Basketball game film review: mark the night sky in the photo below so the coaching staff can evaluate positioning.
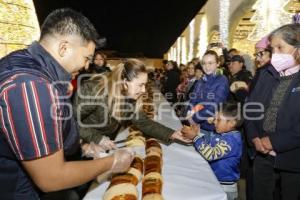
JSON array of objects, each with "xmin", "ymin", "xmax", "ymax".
[{"xmin": 33, "ymin": 0, "xmax": 207, "ymax": 58}]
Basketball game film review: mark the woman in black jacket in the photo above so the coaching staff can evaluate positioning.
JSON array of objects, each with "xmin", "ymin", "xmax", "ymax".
[{"xmin": 245, "ymin": 24, "xmax": 300, "ymax": 200}]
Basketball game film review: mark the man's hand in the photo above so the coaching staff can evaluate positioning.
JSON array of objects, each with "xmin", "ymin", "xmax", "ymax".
[
  {"xmin": 22, "ymin": 149, "xmax": 113, "ymax": 192},
  {"xmin": 181, "ymin": 124, "xmax": 200, "ymax": 140},
  {"xmin": 261, "ymin": 136, "xmax": 273, "ymax": 151},
  {"xmin": 99, "ymin": 136, "xmax": 117, "ymax": 151},
  {"xmin": 218, "ymin": 42, "xmax": 224, "ymax": 49},
  {"xmin": 252, "ymin": 137, "xmax": 269, "ymax": 154},
  {"xmin": 170, "ymin": 131, "xmax": 193, "ymax": 143},
  {"xmin": 82, "ymin": 142, "xmax": 107, "ymax": 158},
  {"xmin": 111, "ymin": 148, "xmax": 135, "ymax": 173},
  {"xmin": 230, "ymin": 81, "xmax": 248, "ymax": 93}
]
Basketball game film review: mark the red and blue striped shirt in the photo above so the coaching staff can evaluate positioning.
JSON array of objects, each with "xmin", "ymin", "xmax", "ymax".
[{"xmin": 0, "ymin": 73, "xmax": 63, "ymax": 160}]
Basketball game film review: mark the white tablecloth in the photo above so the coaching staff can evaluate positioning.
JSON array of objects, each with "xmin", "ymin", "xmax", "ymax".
[{"xmin": 83, "ymin": 88, "xmax": 227, "ymax": 200}]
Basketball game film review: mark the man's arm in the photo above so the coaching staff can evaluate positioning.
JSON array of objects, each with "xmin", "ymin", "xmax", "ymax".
[
  {"xmin": 22, "ymin": 149, "xmax": 113, "ymax": 192},
  {"xmin": 0, "ymin": 78, "xmax": 132, "ymax": 192}
]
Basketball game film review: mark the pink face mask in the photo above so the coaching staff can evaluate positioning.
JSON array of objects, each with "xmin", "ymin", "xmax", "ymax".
[{"xmin": 271, "ymin": 51, "xmax": 296, "ymax": 72}]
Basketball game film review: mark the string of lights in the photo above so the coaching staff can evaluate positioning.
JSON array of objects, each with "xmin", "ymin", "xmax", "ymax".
[
  {"xmin": 219, "ymin": 0, "xmax": 229, "ymax": 47},
  {"xmin": 181, "ymin": 36, "xmax": 187, "ymax": 64},
  {"xmin": 188, "ymin": 19, "xmax": 195, "ymax": 61},
  {"xmin": 198, "ymin": 15, "xmax": 208, "ymax": 58},
  {"xmin": 248, "ymin": 0, "xmax": 292, "ymax": 41}
]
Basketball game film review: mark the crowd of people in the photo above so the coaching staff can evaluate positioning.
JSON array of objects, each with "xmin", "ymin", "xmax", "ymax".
[
  {"xmin": 0, "ymin": 7, "xmax": 300, "ymax": 200},
  {"xmin": 153, "ymin": 23, "xmax": 300, "ymax": 200}
]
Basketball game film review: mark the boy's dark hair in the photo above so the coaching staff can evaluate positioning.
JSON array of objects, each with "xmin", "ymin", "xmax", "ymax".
[
  {"xmin": 219, "ymin": 103, "xmax": 243, "ymax": 128},
  {"xmin": 40, "ymin": 8, "xmax": 99, "ymax": 44}
]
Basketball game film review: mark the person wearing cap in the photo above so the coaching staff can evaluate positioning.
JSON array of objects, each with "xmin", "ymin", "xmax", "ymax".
[
  {"xmin": 250, "ymin": 36, "xmax": 273, "ymax": 93},
  {"xmin": 254, "ymin": 36, "xmax": 272, "ymax": 68},
  {"xmin": 228, "ymin": 55, "xmax": 253, "ymax": 104}
]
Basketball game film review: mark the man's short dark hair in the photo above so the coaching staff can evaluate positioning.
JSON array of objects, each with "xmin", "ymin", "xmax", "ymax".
[
  {"xmin": 40, "ymin": 8, "xmax": 99, "ymax": 43},
  {"xmin": 228, "ymin": 48, "xmax": 238, "ymax": 54},
  {"xmin": 219, "ymin": 102, "xmax": 243, "ymax": 128}
]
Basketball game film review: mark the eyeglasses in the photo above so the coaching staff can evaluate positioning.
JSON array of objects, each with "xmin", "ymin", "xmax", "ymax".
[
  {"xmin": 254, "ymin": 51, "xmax": 264, "ymax": 58},
  {"xmin": 202, "ymin": 62, "xmax": 217, "ymax": 66}
]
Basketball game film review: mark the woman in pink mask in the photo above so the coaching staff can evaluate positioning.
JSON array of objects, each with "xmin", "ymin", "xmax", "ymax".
[{"xmin": 245, "ymin": 24, "xmax": 300, "ymax": 200}]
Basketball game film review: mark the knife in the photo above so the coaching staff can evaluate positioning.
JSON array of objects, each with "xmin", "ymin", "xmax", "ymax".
[{"xmin": 114, "ymin": 139, "xmax": 128, "ymax": 144}]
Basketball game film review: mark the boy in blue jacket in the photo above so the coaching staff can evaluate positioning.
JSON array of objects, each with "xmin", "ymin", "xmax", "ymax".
[{"xmin": 182, "ymin": 103, "xmax": 242, "ymax": 200}]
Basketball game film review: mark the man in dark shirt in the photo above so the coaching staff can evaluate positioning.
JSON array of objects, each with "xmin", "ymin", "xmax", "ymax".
[
  {"xmin": 0, "ymin": 8, "xmax": 133, "ymax": 199},
  {"xmin": 228, "ymin": 55, "xmax": 253, "ymax": 104}
]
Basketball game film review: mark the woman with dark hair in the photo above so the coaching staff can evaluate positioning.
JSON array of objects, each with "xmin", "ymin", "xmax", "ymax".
[
  {"xmin": 245, "ymin": 23, "xmax": 300, "ymax": 200},
  {"xmin": 185, "ymin": 64, "xmax": 203, "ymax": 102},
  {"xmin": 91, "ymin": 51, "xmax": 111, "ymax": 73}
]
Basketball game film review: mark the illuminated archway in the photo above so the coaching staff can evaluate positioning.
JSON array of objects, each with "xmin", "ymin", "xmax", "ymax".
[
  {"xmin": 231, "ymin": 0, "xmax": 297, "ymax": 56},
  {"xmin": 0, "ymin": 0, "xmax": 40, "ymax": 58}
]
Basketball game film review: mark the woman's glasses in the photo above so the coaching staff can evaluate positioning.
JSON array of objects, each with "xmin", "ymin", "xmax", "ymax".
[{"xmin": 254, "ymin": 51, "xmax": 264, "ymax": 58}]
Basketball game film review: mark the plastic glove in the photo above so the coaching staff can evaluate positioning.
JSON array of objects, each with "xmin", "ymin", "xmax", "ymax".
[
  {"xmin": 110, "ymin": 148, "xmax": 135, "ymax": 173},
  {"xmin": 82, "ymin": 142, "xmax": 106, "ymax": 158},
  {"xmin": 99, "ymin": 136, "xmax": 117, "ymax": 151}
]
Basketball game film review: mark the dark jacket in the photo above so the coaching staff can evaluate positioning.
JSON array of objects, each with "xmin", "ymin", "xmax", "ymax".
[
  {"xmin": 0, "ymin": 42, "xmax": 79, "ymax": 199},
  {"xmin": 89, "ymin": 64, "xmax": 111, "ymax": 74},
  {"xmin": 163, "ymin": 69, "xmax": 181, "ymax": 104},
  {"xmin": 193, "ymin": 130, "xmax": 242, "ymax": 182},
  {"xmin": 249, "ymin": 63, "xmax": 272, "ymax": 93},
  {"xmin": 245, "ymin": 65, "xmax": 300, "ymax": 172},
  {"xmin": 73, "ymin": 78, "xmax": 174, "ymax": 144},
  {"xmin": 228, "ymin": 69, "xmax": 253, "ymax": 103}
]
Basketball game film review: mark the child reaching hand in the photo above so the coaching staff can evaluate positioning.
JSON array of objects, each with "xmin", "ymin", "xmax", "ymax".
[{"xmin": 182, "ymin": 103, "xmax": 242, "ymax": 200}]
